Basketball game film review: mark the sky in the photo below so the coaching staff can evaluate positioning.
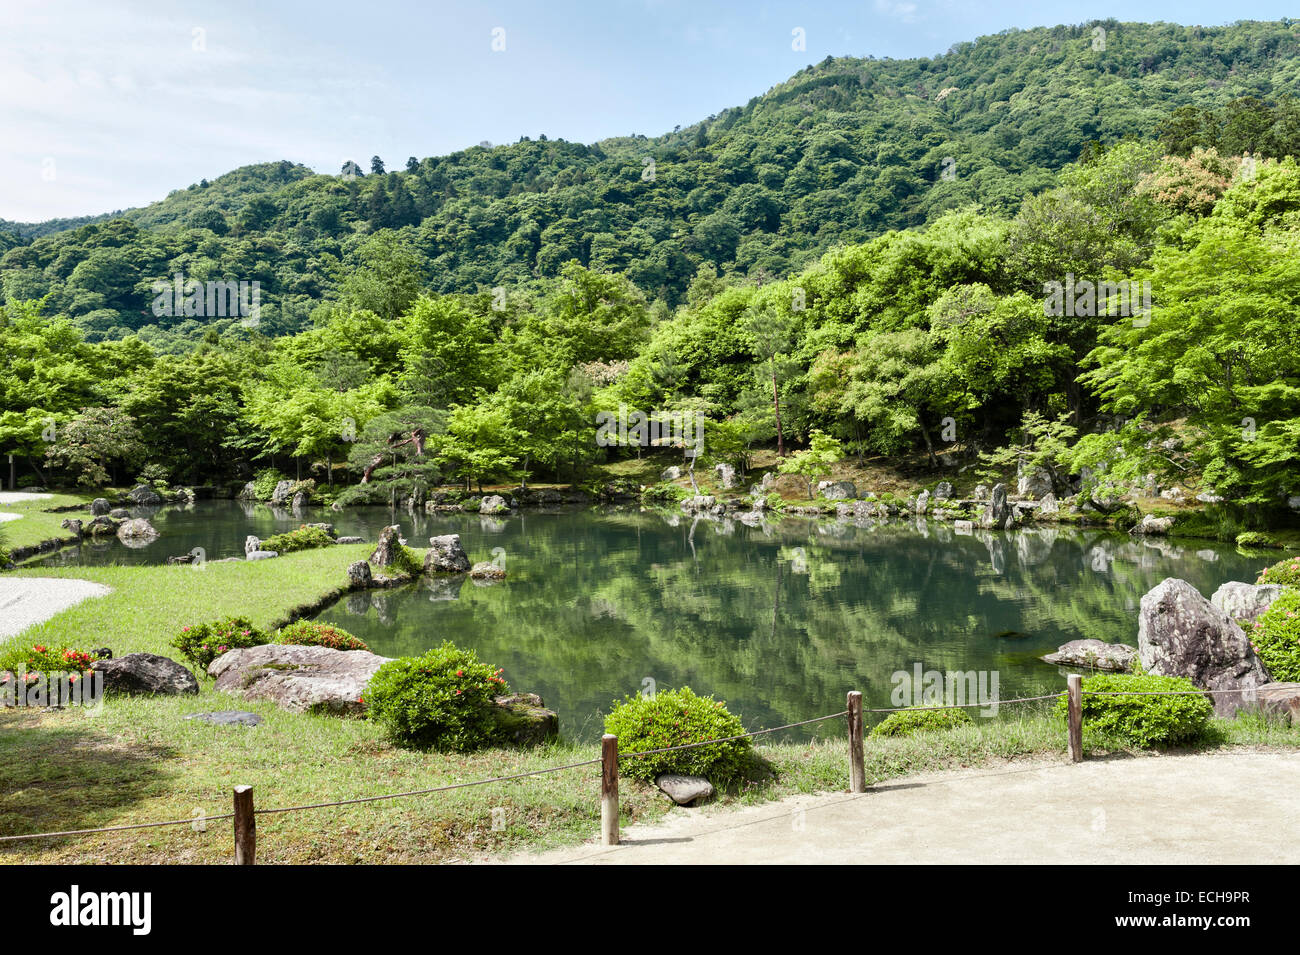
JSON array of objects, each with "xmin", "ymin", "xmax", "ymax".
[{"xmin": 1, "ymin": 0, "xmax": 1296, "ymax": 222}]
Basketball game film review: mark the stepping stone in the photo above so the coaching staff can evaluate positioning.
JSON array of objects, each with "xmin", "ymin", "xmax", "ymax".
[
  {"xmin": 185, "ymin": 710, "xmax": 263, "ymax": 727},
  {"xmin": 655, "ymin": 773, "xmax": 714, "ymax": 806}
]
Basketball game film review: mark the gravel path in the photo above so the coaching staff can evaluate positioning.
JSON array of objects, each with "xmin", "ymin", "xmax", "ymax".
[
  {"xmin": 0, "ymin": 492, "xmax": 52, "ymax": 504},
  {"xmin": 0, "ymin": 578, "xmax": 112, "ymax": 640},
  {"xmin": 508, "ymin": 751, "xmax": 1300, "ymax": 865}
]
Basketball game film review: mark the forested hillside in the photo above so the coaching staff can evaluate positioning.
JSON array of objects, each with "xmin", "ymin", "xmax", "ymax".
[
  {"xmin": 3, "ymin": 19, "xmax": 1300, "ymax": 349},
  {"xmin": 3, "ymin": 18, "xmax": 1300, "ymax": 522}
]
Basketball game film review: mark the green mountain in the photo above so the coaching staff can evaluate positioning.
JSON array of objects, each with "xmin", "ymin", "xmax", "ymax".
[{"xmin": 3, "ymin": 17, "xmax": 1300, "ymax": 349}]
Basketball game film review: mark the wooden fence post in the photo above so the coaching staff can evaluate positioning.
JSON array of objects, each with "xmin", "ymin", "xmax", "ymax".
[
  {"xmin": 233, "ymin": 785, "xmax": 255, "ymax": 865},
  {"xmin": 1066, "ymin": 674, "xmax": 1083, "ymax": 763},
  {"xmin": 847, "ymin": 691, "xmax": 866, "ymax": 793},
  {"xmin": 601, "ymin": 734, "xmax": 619, "ymax": 846}
]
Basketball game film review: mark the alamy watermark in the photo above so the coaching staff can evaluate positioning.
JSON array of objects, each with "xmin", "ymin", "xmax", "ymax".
[
  {"xmin": 151, "ymin": 273, "xmax": 261, "ymax": 326},
  {"xmin": 890, "ymin": 663, "xmax": 1000, "ymax": 717},
  {"xmin": 2, "ymin": 667, "xmax": 104, "ymax": 711},
  {"xmin": 1043, "ymin": 274, "xmax": 1151, "ymax": 327}
]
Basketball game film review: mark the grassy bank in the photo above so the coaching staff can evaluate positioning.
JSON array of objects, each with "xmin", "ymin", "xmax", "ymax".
[{"xmin": 1, "ymin": 492, "xmax": 95, "ymax": 553}]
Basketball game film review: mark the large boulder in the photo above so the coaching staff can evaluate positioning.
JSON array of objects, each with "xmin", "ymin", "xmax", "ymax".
[
  {"xmin": 127, "ymin": 485, "xmax": 163, "ymax": 506},
  {"xmin": 1130, "ymin": 514, "xmax": 1174, "ymax": 536},
  {"xmin": 933, "ymin": 482, "xmax": 954, "ymax": 501},
  {"xmin": 116, "ymin": 517, "xmax": 159, "ymax": 545},
  {"xmin": 425, "ymin": 534, "xmax": 471, "ymax": 573},
  {"xmin": 681, "ymin": 495, "xmax": 724, "ymax": 516},
  {"xmin": 1017, "ymin": 468, "xmax": 1054, "ymax": 500},
  {"xmin": 818, "ymin": 480, "xmax": 857, "ymax": 500},
  {"xmin": 661, "ymin": 465, "xmax": 682, "ymax": 481},
  {"xmin": 973, "ymin": 484, "xmax": 990, "ymax": 501},
  {"xmin": 1041, "ymin": 639, "xmax": 1137, "ymax": 672},
  {"xmin": 479, "ymin": 494, "xmax": 509, "ymax": 515},
  {"xmin": 208, "ymin": 644, "xmax": 392, "ymax": 715},
  {"xmin": 90, "ymin": 498, "xmax": 111, "ymax": 516},
  {"xmin": 270, "ymin": 480, "xmax": 295, "ymax": 506},
  {"xmin": 368, "ymin": 525, "xmax": 405, "ymax": 567},
  {"xmin": 85, "ymin": 515, "xmax": 119, "ymax": 536},
  {"xmin": 714, "ymin": 464, "xmax": 738, "ymax": 489},
  {"xmin": 1251, "ymin": 683, "xmax": 1300, "ymax": 725},
  {"xmin": 347, "ymin": 560, "xmax": 373, "ymax": 587},
  {"xmin": 914, "ymin": 489, "xmax": 930, "ymax": 515},
  {"xmin": 60, "ymin": 518, "xmax": 83, "ymax": 537},
  {"xmin": 490, "ymin": 692, "xmax": 559, "ymax": 746},
  {"xmin": 92, "ymin": 653, "xmax": 198, "ymax": 696},
  {"xmin": 1037, "ymin": 492, "xmax": 1060, "ymax": 517},
  {"xmin": 979, "ymin": 483, "xmax": 1014, "ymax": 529},
  {"xmin": 470, "ymin": 561, "xmax": 506, "ymax": 580},
  {"xmin": 1211, "ymin": 582, "xmax": 1287, "ymax": 624},
  {"xmin": 1138, "ymin": 578, "xmax": 1272, "ymax": 715}
]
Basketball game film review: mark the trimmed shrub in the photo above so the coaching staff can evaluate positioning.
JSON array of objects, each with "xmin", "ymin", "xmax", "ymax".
[
  {"xmin": 1055, "ymin": 673, "xmax": 1213, "ymax": 748},
  {"xmin": 1248, "ymin": 589, "xmax": 1300, "ymax": 682},
  {"xmin": 643, "ymin": 482, "xmax": 688, "ymax": 505},
  {"xmin": 1236, "ymin": 531, "xmax": 1281, "ymax": 549},
  {"xmin": 171, "ymin": 616, "xmax": 266, "ymax": 671},
  {"xmin": 261, "ymin": 525, "xmax": 334, "ymax": 554},
  {"xmin": 604, "ymin": 687, "xmax": 751, "ymax": 784},
  {"xmin": 275, "ymin": 620, "xmax": 369, "ymax": 652},
  {"xmin": 252, "ymin": 468, "xmax": 289, "ymax": 501},
  {"xmin": 871, "ymin": 705, "xmax": 973, "ymax": 738},
  {"xmin": 365, "ymin": 642, "xmax": 509, "ymax": 751},
  {"xmin": 1258, "ymin": 555, "xmax": 1300, "ymax": 588}
]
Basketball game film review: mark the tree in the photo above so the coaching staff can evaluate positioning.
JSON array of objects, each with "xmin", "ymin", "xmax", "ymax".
[
  {"xmin": 44, "ymin": 407, "xmax": 146, "ymax": 487},
  {"xmin": 778, "ymin": 430, "xmax": 843, "ymax": 499},
  {"xmin": 371, "ymin": 156, "xmax": 386, "ymax": 175}
]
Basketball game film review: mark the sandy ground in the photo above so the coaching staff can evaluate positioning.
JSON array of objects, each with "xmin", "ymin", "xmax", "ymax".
[
  {"xmin": 0, "ymin": 492, "xmax": 52, "ymax": 504},
  {"xmin": 0, "ymin": 578, "xmax": 112, "ymax": 640},
  {"xmin": 509, "ymin": 751, "xmax": 1300, "ymax": 865}
]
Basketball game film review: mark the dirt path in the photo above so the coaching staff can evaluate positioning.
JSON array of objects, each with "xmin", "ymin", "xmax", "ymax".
[{"xmin": 509, "ymin": 751, "xmax": 1300, "ymax": 865}]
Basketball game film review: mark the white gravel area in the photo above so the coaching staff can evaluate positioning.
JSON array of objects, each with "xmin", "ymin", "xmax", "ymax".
[
  {"xmin": 0, "ymin": 513, "xmax": 20, "ymax": 523},
  {"xmin": 0, "ymin": 578, "xmax": 112, "ymax": 640},
  {"xmin": 0, "ymin": 492, "xmax": 52, "ymax": 504}
]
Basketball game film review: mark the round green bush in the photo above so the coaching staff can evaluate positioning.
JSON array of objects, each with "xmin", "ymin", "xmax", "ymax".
[
  {"xmin": 364, "ymin": 642, "xmax": 509, "ymax": 751},
  {"xmin": 1236, "ymin": 531, "xmax": 1281, "ymax": 549},
  {"xmin": 275, "ymin": 620, "xmax": 369, "ymax": 652},
  {"xmin": 871, "ymin": 705, "xmax": 973, "ymax": 738},
  {"xmin": 1055, "ymin": 673, "xmax": 1213, "ymax": 748},
  {"xmin": 1258, "ymin": 555, "xmax": 1300, "ymax": 588},
  {"xmin": 604, "ymin": 687, "xmax": 751, "ymax": 784},
  {"xmin": 1248, "ymin": 589, "xmax": 1300, "ymax": 682},
  {"xmin": 170, "ymin": 616, "xmax": 266, "ymax": 671}
]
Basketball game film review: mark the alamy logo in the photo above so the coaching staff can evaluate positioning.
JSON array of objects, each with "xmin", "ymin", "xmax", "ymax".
[
  {"xmin": 2, "ymin": 667, "xmax": 103, "ymax": 710},
  {"xmin": 49, "ymin": 885, "xmax": 151, "ymax": 935},
  {"xmin": 1043, "ymin": 274, "xmax": 1151, "ymax": 326},
  {"xmin": 595, "ymin": 404, "xmax": 704, "ymax": 453},
  {"xmin": 151, "ymin": 273, "xmax": 260, "ymax": 325},
  {"xmin": 891, "ymin": 663, "xmax": 1000, "ymax": 717}
]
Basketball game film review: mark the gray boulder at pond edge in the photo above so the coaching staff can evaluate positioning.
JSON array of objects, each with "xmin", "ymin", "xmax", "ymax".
[
  {"xmin": 92, "ymin": 653, "xmax": 198, "ymax": 695},
  {"xmin": 116, "ymin": 517, "xmax": 159, "ymax": 544},
  {"xmin": 818, "ymin": 480, "xmax": 857, "ymax": 500},
  {"xmin": 479, "ymin": 494, "xmax": 509, "ymax": 515},
  {"xmin": 208, "ymin": 644, "xmax": 392, "ymax": 715},
  {"xmin": 425, "ymin": 534, "xmax": 470, "ymax": 573},
  {"xmin": 127, "ymin": 484, "xmax": 163, "ymax": 506},
  {"xmin": 655, "ymin": 774, "xmax": 715, "ymax": 806},
  {"xmin": 90, "ymin": 498, "xmax": 111, "ymax": 516},
  {"xmin": 1211, "ymin": 581, "xmax": 1287, "ymax": 624},
  {"xmin": 1041, "ymin": 639, "xmax": 1136, "ymax": 672},
  {"xmin": 368, "ymin": 525, "xmax": 404, "ymax": 567},
  {"xmin": 1138, "ymin": 578, "xmax": 1272, "ymax": 716}
]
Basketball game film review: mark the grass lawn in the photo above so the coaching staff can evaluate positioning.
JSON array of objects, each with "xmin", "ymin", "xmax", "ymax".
[
  {"xmin": 2, "ymin": 492, "xmax": 95, "ymax": 553},
  {"xmin": 3, "ymin": 532, "xmax": 1299, "ymax": 864}
]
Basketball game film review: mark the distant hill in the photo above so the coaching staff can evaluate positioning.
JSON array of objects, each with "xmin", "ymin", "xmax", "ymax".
[{"xmin": 4, "ymin": 17, "xmax": 1300, "ymax": 347}]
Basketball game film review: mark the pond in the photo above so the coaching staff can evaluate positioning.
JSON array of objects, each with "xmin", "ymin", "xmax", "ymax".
[{"xmin": 30, "ymin": 500, "xmax": 1262, "ymax": 739}]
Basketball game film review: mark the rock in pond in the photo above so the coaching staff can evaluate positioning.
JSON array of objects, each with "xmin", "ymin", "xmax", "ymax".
[
  {"xmin": 90, "ymin": 498, "xmax": 111, "ymax": 516},
  {"xmin": 1130, "ymin": 514, "xmax": 1174, "ymax": 536},
  {"xmin": 655, "ymin": 774, "xmax": 715, "ymax": 806},
  {"xmin": 479, "ymin": 494, "xmax": 510, "ymax": 515},
  {"xmin": 336, "ymin": 535, "xmax": 365, "ymax": 545},
  {"xmin": 92, "ymin": 653, "xmax": 198, "ymax": 696},
  {"xmin": 470, "ymin": 561, "xmax": 506, "ymax": 580},
  {"xmin": 347, "ymin": 560, "xmax": 373, "ymax": 587},
  {"xmin": 116, "ymin": 517, "xmax": 159, "ymax": 544},
  {"xmin": 1138, "ymin": 578, "xmax": 1271, "ymax": 715},
  {"xmin": 369, "ymin": 525, "xmax": 406, "ymax": 567},
  {"xmin": 209, "ymin": 644, "xmax": 393, "ymax": 715},
  {"xmin": 425, "ymin": 533, "xmax": 471, "ymax": 573},
  {"xmin": 1041, "ymin": 639, "xmax": 1137, "ymax": 672},
  {"xmin": 60, "ymin": 518, "xmax": 82, "ymax": 536},
  {"xmin": 185, "ymin": 710, "xmax": 263, "ymax": 727}
]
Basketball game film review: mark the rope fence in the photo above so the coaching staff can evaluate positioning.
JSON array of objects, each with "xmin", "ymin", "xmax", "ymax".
[{"xmin": 2, "ymin": 674, "xmax": 1263, "ymax": 858}]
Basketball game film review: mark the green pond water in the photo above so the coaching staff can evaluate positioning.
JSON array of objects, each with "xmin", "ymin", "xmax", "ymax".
[{"xmin": 29, "ymin": 500, "xmax": 1263, "ymax": 740}]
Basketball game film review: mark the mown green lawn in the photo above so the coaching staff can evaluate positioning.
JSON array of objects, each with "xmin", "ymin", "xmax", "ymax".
[{"xmin": 1, "ymin": 492, "xmax": 95, "ymax": 552}]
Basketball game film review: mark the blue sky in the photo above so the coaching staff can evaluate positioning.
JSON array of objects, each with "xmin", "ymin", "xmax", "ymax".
[{"xmin": 2, "ymin": 0, "xmax": 1295, "ymax": 221}]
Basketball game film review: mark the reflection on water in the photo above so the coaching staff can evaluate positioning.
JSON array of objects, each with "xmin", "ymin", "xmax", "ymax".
[
  {"xmin": 30, "ymin": 500, "xmax": 1266, "ymax": 740},
  {"xmin": 309, "ymin": 508, "xmax": 1263, "ymax": 740}
]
